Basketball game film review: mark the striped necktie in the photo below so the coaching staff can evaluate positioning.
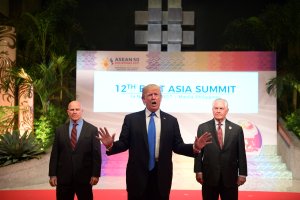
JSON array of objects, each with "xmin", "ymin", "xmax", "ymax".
[
  {"xmin": 71, "ymin": 123, "xmax": 78, "ymax": 150},
  {"xmin": 217, "ymin": 122, "xmax": 223, "ymax": 149}
]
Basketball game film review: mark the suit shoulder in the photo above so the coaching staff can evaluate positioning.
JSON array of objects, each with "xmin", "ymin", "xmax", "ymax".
[
  {"xmin": 83, "ymin": 120, "xmax": 97, "ymax": 129},
  {"xmin": 125, "ymin": 110, "xmax": 145, "ymax": 118},
  {"xmin": 160, "ymin": 110, "xmax": 177, "ymax": 120},
  {"xmin": 198, "ymin": 119, "xmax": 214, "ymax": 126},
  {"xmin": 226, "ymin": 120, "xmax": 242, "ymax": 129},
  {"xmin": 56, "ymin": 123, "xmax": 68, "ymax": 130}
]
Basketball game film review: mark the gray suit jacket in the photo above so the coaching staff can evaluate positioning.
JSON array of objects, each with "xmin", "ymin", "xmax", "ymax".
[{"xmin": 194, "ymin": 119, "xmax": 247, "ymax": 187}]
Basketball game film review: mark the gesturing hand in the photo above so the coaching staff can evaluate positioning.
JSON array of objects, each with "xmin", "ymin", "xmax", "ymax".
[
  {"xmin": 97, "ymin": 127, "xmax": 115, "ymax": 149},
  {"xmin": 194, "ymin": 132, "xmax": 212, "ymax": 150}
]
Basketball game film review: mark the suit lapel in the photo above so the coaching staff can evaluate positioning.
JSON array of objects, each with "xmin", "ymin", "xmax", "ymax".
[
  {"xmin": 209, "ymin": 119, "xmax": 221, "ymax": 149},
  {"xmin": 139, "ymin": 111, "xmax": 148, "ymax": 149},
  {"xmin": 75, "ymin": 120, "xmax": 86, "ymax": 149},
  {"xmin": 62, "ymin": 122, "xmax": 73, "ymax": 150},
  {"xmin": 159, "ymin": 111, "xmax": 167, "ymax": 148},
  {"xmin": 223, "ymin": 119, "xmax": 233, "ymax": 149}
]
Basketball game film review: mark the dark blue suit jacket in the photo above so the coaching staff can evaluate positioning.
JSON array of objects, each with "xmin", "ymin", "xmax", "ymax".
[{"xmin": 107, "ymin": 110, "xmax": 194, "ymax": 197}]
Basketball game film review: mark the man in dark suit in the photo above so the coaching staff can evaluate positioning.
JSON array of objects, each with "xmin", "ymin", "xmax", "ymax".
[
  {"xmin": 49, "ymin": 101, "xmax": 101, "ymax": 200},
  {"xmin": 194, "ymin": 98, "xmax": 247, "ymax": 200},
  {"xmin": 98, "ymin": 84, "xmax": 212, "ymax": 200}
]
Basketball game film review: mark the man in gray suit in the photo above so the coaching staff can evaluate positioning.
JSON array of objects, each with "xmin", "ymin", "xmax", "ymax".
[
  {"xmin": 49, "ymin": 101, "xmax": 101, "ymax": 200},
  {"xmin": 98, "ymin": 84, "xmax": 212, "ymax": 200},
  {"xmin": 194, "ymin": 98, "xmax": 247, "ymax": 200}
]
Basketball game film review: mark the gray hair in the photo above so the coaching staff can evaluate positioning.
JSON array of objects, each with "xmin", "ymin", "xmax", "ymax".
[{"xmin": 212, "ymin": 98, "xmax": 228, "ymax": 108}]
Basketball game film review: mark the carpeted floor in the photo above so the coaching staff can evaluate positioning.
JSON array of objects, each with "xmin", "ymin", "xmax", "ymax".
[{"xmin": 1, "ymin": 189, "xmax": 300, "ymax": 200}]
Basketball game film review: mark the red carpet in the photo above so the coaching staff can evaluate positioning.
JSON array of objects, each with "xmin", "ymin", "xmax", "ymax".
[{"xmin": 1, "ymin": 189, "xmax": 300, "ymax": 200}]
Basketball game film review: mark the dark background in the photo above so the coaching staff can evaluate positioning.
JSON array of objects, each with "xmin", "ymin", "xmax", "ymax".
[{"xmin": 75, "ymin": 0, "xmax": 286, "ymax": 51}]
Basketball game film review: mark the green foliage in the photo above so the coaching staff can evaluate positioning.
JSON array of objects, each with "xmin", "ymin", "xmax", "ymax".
[
  {"xmin": 15, "ymin": 0, "xmax": 80, "ymax": 67},
  {"xmin": 34, "ymin": 104, "xmax": 67, "ymax": 148},
  {"xmin": 0, "ymin": 130, "xmax": 44, "ymax": 167},
  {"xmin": 31, "ymin": 55, "xmax": 74, "ymax": 115},
  {"xmin": 34, "ymin": 115, "xmax": 53, "ymax": 149},
  {"xmin": 223, "ymin": 0, "xmax": 300, "ymax": 141},
  {"xmin": 285, "ymin": 110, "xmax": 300, "ymax": 139},
  {"xmin": 0, "ymin": 106, "xmax": 19, "ymax": 133},
  {"xmin": 222, "ymin": 17, "xmax": 267, "ymax": 50},
  {"xmin": 266, "ymin": 73, "xmax": 300, "ymax": 116},
  {"xmin": 0, "ymin": 0, "xmax": 78, "ymax": 166}
]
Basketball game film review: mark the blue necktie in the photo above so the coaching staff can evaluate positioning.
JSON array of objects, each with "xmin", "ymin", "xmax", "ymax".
[{"xmin": 148, "ymin": 112, "xmax": 156, "ymax": 171}]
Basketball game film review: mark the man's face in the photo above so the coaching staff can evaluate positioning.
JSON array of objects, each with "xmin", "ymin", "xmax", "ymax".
[
  {"xmin": 67, "ymin": 101, "xmax": 83, "ymax": 122},
  {"xmin": 142, "ymin": 87, "xmax": 162, "ymax": 113},
  {"xmin": 212, "ymin": 100, "xmax": 228, "ymax": 122}
]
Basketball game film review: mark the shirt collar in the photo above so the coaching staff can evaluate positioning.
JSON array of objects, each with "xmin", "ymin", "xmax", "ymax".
[
  {"xmin": 70, "ymin": 118, "xmax": 83, "ymax": 125},
  {"xmin": 215, "ymin": 119, "xmax": 226, "ymax": 125},
  {"xmin": 146, "ymin": 109, "xmax": 160, "ymax": 118}
]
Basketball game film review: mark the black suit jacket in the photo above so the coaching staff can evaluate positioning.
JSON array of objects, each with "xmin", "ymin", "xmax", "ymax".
[
  {"xmin": 107, "ymin": 110, "xmax": 194, "ymax": 197},
  {"xmin": 49, "ymin": 120, "xmax": 101, "ymax": 185},
  {"xmin": 194, "ymin": 119, "xmax": 247, "ymax": 187}
]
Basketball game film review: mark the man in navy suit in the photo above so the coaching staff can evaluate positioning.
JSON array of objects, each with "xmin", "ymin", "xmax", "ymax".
[
  {"xmin": 49, "ymin": 101, "xmax": 101, "ymax": 200},
  {"xmin": 98, "ymin": 84, "xmax": 212, "ymax": 200},
  {"xmin": 194, "ymin": 98, "xmax": 247, "ymax": 200}
]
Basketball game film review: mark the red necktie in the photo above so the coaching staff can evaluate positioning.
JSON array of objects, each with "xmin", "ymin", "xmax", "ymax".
[
  {"xmin": 217, "ymin": 122, "xmax": 223, "ymax": 149},
  {"xmin": 71, "ymin": 123, "xmax": 78, "ymax": 150}
]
